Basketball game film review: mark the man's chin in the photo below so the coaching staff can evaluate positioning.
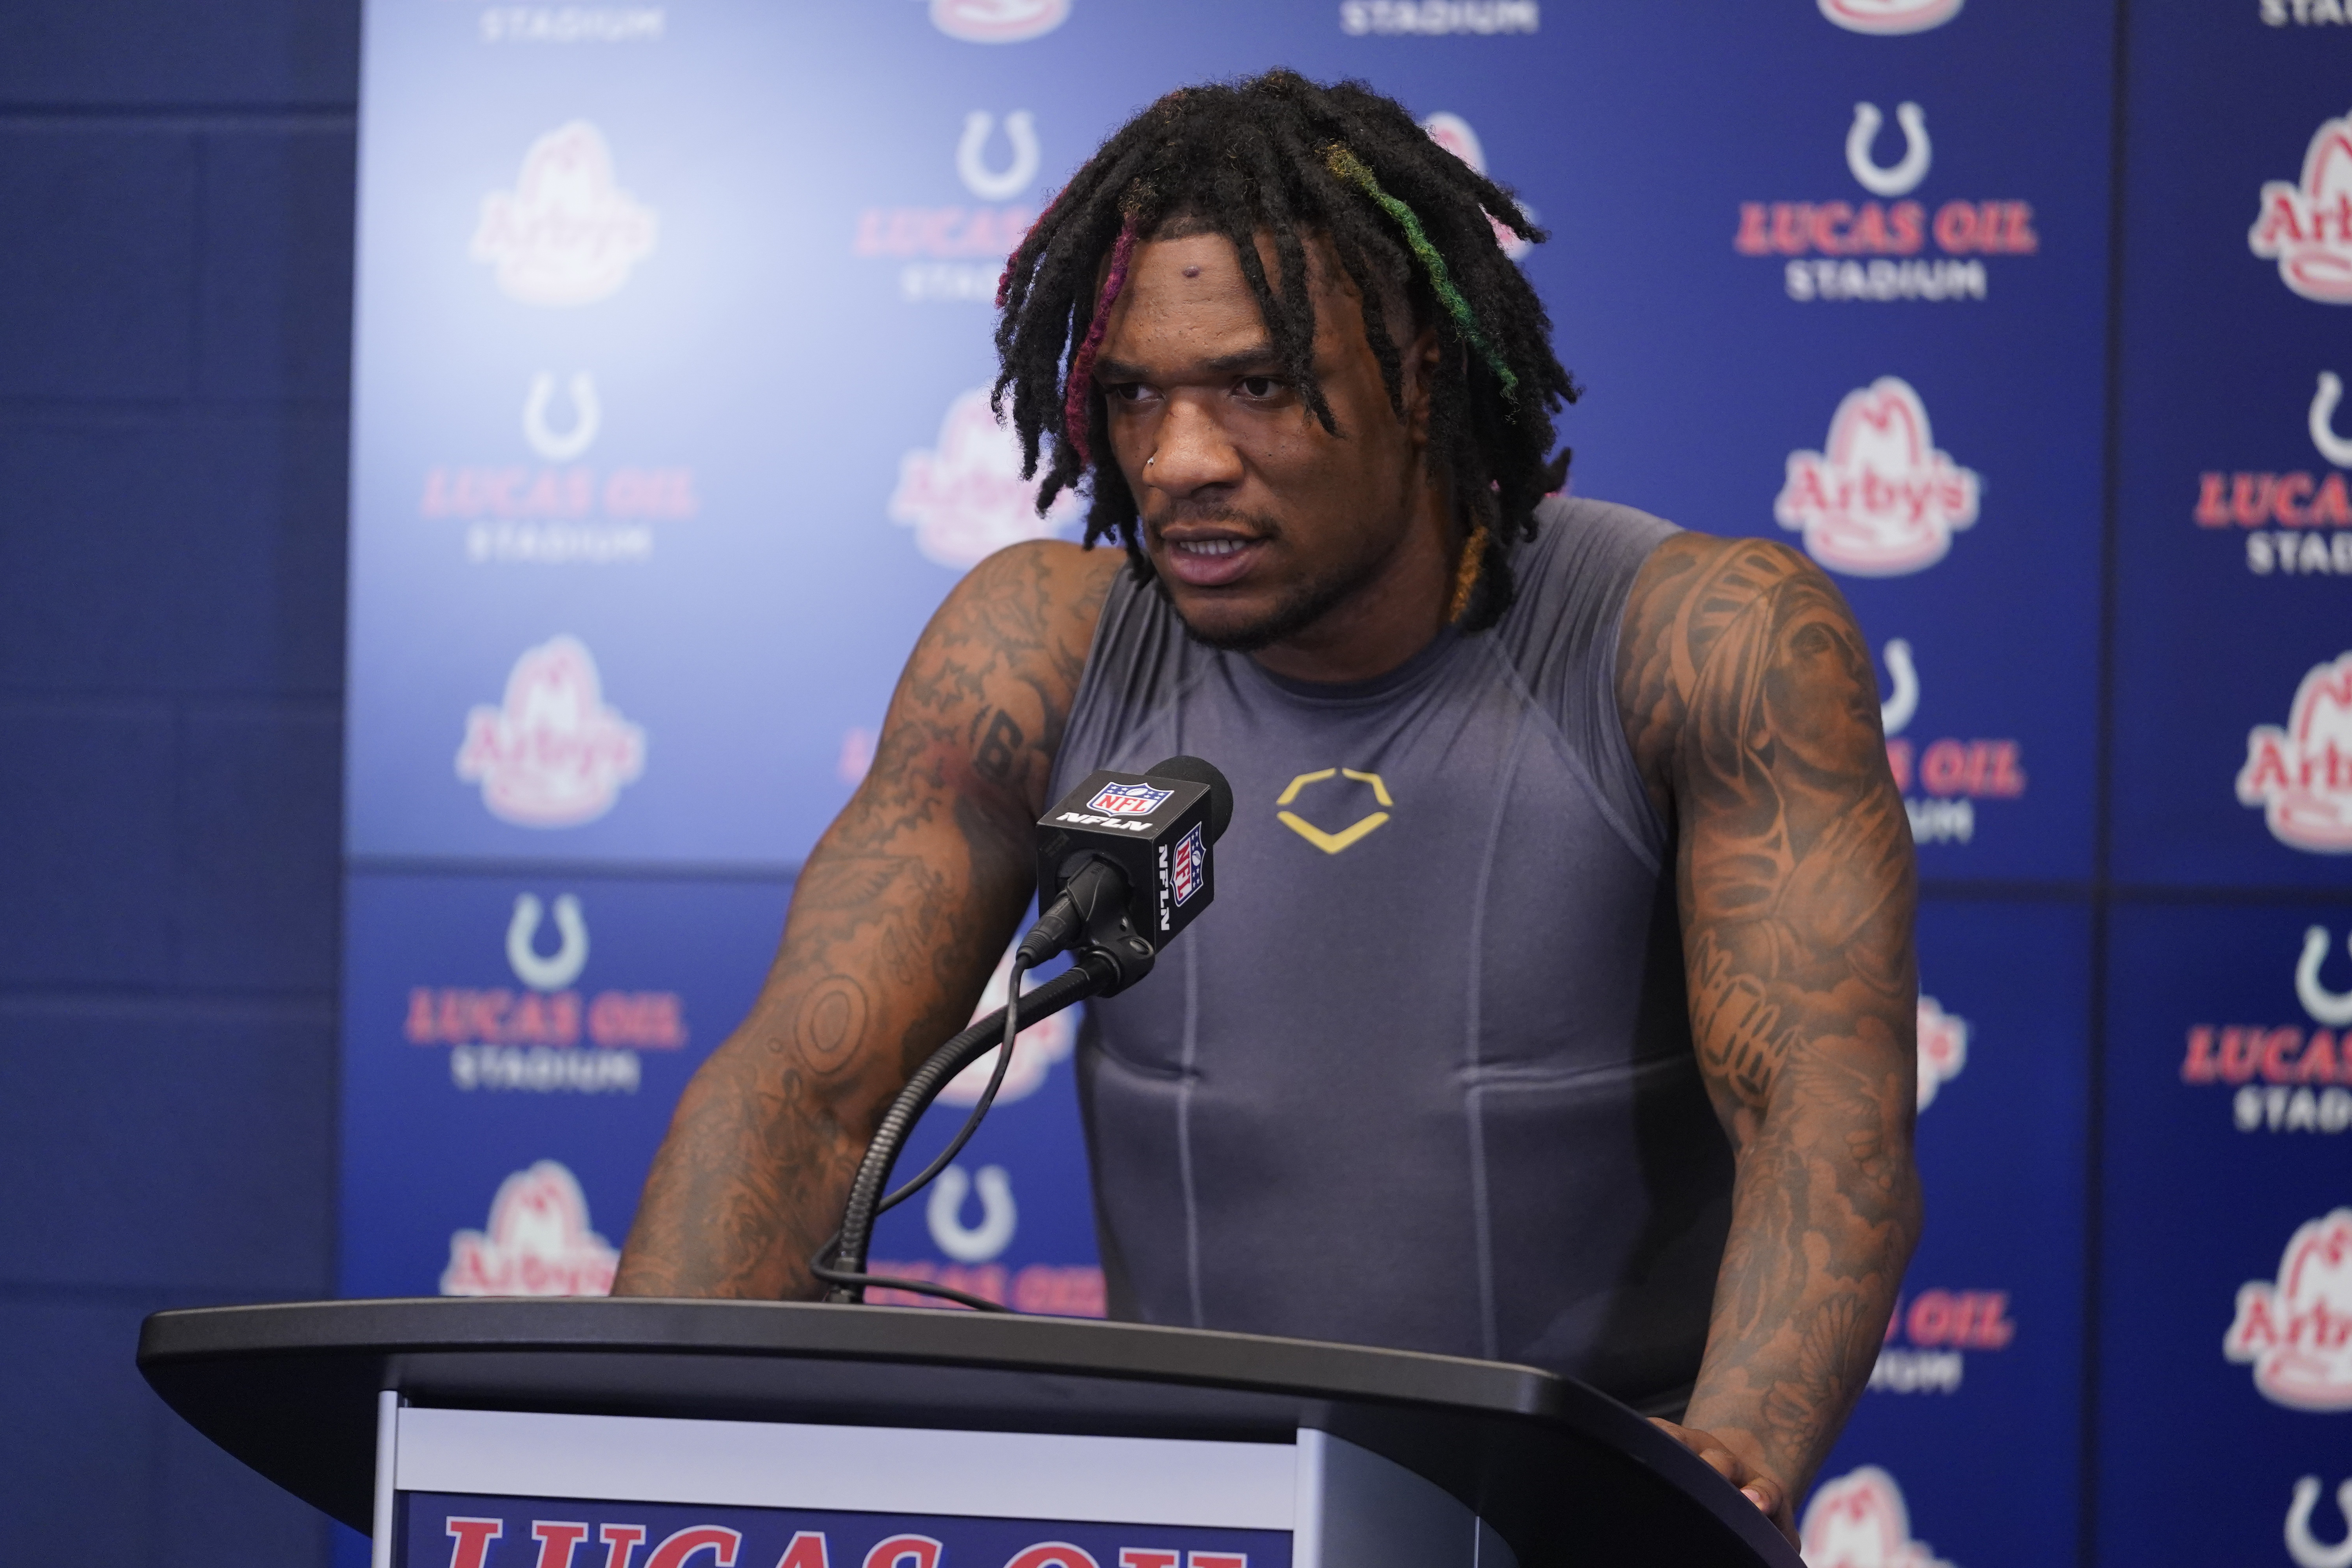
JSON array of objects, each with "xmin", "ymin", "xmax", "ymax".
[
  {"xmin": 1167, "ymin": 595, "xmax": 1293, "ymax": 653},
  {"xmin": 1150, "ymin": 550, "xmax": 1379, "ymax": 656}
]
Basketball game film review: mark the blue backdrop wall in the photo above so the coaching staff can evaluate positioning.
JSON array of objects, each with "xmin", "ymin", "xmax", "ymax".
[
  {"xmin": 0, "ymin": 2, "xmax": 358, "ymax": 1563},
  {"xmin": 5, "ymin": 3, "xmax": 2351, "ymax": 1567}
]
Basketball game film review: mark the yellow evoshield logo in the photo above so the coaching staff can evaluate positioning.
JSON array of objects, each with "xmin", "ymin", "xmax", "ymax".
[{"xmin": 1275, "ymin": 768, "xmax": 1394, "ymax": 855}]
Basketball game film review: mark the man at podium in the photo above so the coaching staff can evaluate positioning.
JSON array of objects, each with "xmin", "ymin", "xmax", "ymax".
[{"xmin": 617, "ymin": 73, "xmax": 1920, "ymax": 1546}]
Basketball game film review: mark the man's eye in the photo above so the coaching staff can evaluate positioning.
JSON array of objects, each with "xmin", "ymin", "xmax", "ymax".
[
  {"xmin": 1237, "ymin": 376, "xmax": 1282, "ymax": 398},
  {"xmin": 1105, "ymin": 383, "xmax": 1151, "ymax": 403}
]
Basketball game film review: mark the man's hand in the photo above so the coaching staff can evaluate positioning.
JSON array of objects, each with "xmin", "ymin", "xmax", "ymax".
[
  {"xmin": 1619, "ymin": 534, "xmax": 1923, "ymax": 1523},
  {"xmin": 1650, "ymin": 1418, "xmax": 1797, "ymax": 1545},
  {"xmin": 613, "ymin": 541, "xmax": 1118, "ymax": 1299}
]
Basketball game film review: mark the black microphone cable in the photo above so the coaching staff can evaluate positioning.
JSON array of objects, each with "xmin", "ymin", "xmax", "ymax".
[{"xmin": 810, "ymin": 956, "xmax": 1039, "ymax": 1311}]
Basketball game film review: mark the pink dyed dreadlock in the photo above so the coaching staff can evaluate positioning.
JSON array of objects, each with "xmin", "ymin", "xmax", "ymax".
[{"xmin": 1058, "ymin": 218, "xmax": 1139, "ymax": 469}]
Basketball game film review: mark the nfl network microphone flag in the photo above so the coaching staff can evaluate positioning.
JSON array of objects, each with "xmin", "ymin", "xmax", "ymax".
[{"xmin": 1037, "ymin": 768, "xmax": 1218, "ymax": 950}]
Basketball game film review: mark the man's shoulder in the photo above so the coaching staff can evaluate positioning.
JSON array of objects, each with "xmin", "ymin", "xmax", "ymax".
[
  {"xmin": 1611, "ymin": 527, "xmax": 1858, "ymax": 785},
  {"xmin": 1614, "ymin": 526, "xmax": 1833, "ymax": 648},
  {"xmin": 961, "ymin": 538, "xmax": 1125, "ymax": 614},
  {"xmin": 930, "ymin": 539, "xmax": 1124, "ymax": 668}
]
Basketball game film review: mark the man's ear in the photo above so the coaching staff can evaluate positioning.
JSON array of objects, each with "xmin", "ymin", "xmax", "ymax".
[{"xmin": 1402, "ymin": 324, "xmax": 1443, "ymax": 445}]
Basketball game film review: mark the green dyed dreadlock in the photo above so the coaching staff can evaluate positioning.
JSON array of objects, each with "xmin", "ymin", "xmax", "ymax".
[
  {"xmin": 991, "ymin": 69, "xmax": 1578, "ymax": 632},
  {"xmin": 1321, "ymin": 143, "xmax": 1518, "ymax": 403}
]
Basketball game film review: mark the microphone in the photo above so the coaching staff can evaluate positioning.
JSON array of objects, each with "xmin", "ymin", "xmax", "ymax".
[
  {"xmin": 816, "ymin": 756, "xmax": 1235, "ymax": 1307},
  {"xmin": 1015, "ymin": 755, "xmax": 1234, "ymax": 989}
]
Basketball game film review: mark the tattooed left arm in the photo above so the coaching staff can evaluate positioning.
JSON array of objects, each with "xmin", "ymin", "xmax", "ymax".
[{"xmin": 1616, "ymin": 534, "xmax": 1924, "ymax": 1542}]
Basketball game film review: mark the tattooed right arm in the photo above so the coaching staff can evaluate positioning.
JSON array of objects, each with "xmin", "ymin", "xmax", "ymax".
[{"xmin": 614, "ymin": 541, "xmax": 1120, "ymax": 1298}]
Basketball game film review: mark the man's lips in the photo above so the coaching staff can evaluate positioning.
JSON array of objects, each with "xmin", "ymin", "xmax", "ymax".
[{"xmin": 1157, "ymin": 532, "xmax": 1267, "ymax": 588}]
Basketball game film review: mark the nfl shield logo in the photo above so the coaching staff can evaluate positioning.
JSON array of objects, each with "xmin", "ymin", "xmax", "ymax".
[
  {"xmin": 1171, "ymin": 823, "xmax": 1207, "ymax": 906},
  {"xmin": 1088, "ymin": 780, "xmax": 1172, "ymax": 816}
]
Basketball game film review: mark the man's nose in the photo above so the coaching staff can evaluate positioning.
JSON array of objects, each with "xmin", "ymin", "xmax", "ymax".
[{"xmin": 1145, "ymin": 395, "xmax": 1244, "ymax": 495}]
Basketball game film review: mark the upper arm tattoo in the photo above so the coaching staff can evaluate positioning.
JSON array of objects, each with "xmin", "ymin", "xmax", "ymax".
[{"xmin": 1619, "ymin": 535, "xmax": 1916, "ymax": 1131}]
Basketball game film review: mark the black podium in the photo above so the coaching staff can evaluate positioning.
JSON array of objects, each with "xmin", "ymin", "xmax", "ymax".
[{"xmin": 138, "ymin": 1298, "xmax": 1798, "ymax": 1568}]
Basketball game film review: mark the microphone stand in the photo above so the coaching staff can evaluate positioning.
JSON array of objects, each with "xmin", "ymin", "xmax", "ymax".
[{"xmin": 819, "ymin": 936, "xmax": 1154, "ymax": 1305}]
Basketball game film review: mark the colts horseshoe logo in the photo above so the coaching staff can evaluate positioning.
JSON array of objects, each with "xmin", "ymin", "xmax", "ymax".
[
  {"xmin": 958, "ymin": 110, "xmax": 1039, "ymax": 201},
  {"xmin": 926, "ymin": 1163, "xmax": 1018, "ymax": 1262},
  {"xmin": 2288, "ymin": 1476, "xmax": 2352, "ymax": 1568},
  {"xmin": 1847, "ymin": 102, "xmax": 1932, "ymax": 198},
  {"xmin": 2298, "ymin": 927, "xmax": 2352, "ymax": 1027},
  {"xmin": 507, "ymin": 893, "xmax": 589, "ymax": 992},
  {"xmin": 522, "ymin": 372, "xmax": 600, "ymax": 463},
  {"xmin": 2312, "ymin": 372, "xmax": 2352, "ymax": 470}
]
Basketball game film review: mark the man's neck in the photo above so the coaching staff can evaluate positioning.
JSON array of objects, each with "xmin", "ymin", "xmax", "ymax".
[{"xmin": 1246, "ymin": 488, "xmax": 1460, "ymax": 685}]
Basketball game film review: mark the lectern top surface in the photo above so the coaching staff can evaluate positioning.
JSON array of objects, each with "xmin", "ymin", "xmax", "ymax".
[
  {"xmin": 137, "ymin": 1296, "xmax": 1801, "ymax": 1568},
  {"xmin": 140, "ymin": 1294, "xmax": 1561, "ymax": 1416}
]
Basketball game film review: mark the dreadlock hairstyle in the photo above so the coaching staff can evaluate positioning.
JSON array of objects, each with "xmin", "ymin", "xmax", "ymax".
[{"xmin": 991, "ymin": 70, "xmax": 1578, "ymax": 632}]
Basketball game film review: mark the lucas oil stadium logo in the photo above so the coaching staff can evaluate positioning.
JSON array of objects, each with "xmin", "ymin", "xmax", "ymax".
[
  {"xmin": 2251, "ymin": 111, "xmax": 2352, "ymax": 303},
  {"xmin": 1088, "ymin": 780, "xmax": 1171, "ymax": 816},
  {"xmin": 2178, "ymin": 924, "xmax": 2352, "ymax": 1136},
  {"xmin": 1777, "ymin": 377, "xmax": 1981, "ymax": 576},
  {"xmin": 2238, "ymin": 652, "xmax": 2352, "ymax": 852},
  {"xmin": 2191, "ymin": 370, "xmax": 2352, "ymax": 578},
  {"xmin": 2225, "ymin": 1207, "xmax": 2352, "ymax": 1410}
]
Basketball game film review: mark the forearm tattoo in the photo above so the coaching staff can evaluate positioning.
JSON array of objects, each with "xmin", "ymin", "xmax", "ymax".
[
  {"xmin": 615, "ymin": 544, "xmax": 1116, "ymax": 1299},
  {"xmin": 1619, "ymin": 534, "xmax": 1923, "ymax": 1501}
]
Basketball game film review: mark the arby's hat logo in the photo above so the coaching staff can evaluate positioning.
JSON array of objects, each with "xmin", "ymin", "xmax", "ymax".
[
  {"xmin": 2224, "ymin": 1207, "xmax": 2352, "ymax": 1410},
  {"xmin": 456, "ymin": 635, "xmax": 647, "ymax": 827},
  {"xmin": 889, "ymin": 389, "xmax": 1082, "ymax": 568},
  {"xmin": 2251, "ymin": 111, "xmax": 2352, "ymax": 304},
  {"xmin": 441, "ymin": 1160, "xmax": 619, "ymax": 1297},
  {"xmin": 1817, "ymin": 0, "xmax": 1962, "ymax": 34},
  {"xmin": 2238, "ymin": 652, "xmax": 2352, "ymax": 853},
  {"xmin": 1776, "ymin": 377, "xmax": 1981, "ymax": 576},
  {"xmin": 929, "ymin": 0, "xmax": 1069, "ymax": 43},
  {"xmin": 470, "ymin": 122, "xmax": 658, "ymax": 308},
  {"xmin": 1419, "ymin": 112, "xmax": 1532, "ymax": 260},
  {"xmin": 1799, "ymin": 1466, "xmax": 1957, "ymax": 1568},
  {"xmin": 1916, "ymin": 996, "xmax": 1967, "ymax": 1110}
]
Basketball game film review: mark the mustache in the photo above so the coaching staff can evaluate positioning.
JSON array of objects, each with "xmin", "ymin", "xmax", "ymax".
[{"xmin": 1144, "ymin": 500, "xmax": 1285, "ymax": 540}]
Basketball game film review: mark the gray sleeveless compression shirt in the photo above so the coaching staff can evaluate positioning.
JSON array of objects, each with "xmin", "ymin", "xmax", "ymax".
[{"xmin": 1048, "ymin": 495, "xmax": 1733, "ymax": 1414}]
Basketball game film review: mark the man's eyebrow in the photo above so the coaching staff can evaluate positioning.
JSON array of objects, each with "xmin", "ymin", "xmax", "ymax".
[{"xmin": 1092, "ymin": 343, "xmax": 1284, "ymax": 383}]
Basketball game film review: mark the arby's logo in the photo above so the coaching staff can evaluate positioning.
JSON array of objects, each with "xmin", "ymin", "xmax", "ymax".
[
  {"xmin": 889, "ymin": 389, "xmax": 1083, "ymax": 568},
  {"xmin": 1915, "ymin": 996, "xmax": 1967, "ymax": 1110},
  {"xmin": 1817, "ymin": 0, "xmax": 1962, "ymax": 34},
  {"xmin": 2251, "ymin": 111, "xmax": 2352, "ymax": 304},
  {"xmin": 456, "ymin": 635, "xmax": 647, "ymax": 827},
  {"xmin": 929, "ymin": 0, "xmax": 1068, "ymax": 42},
  {"xmin": 470, "ymin": 122, "xmax": 658, "ymax": 307},
  {"xmin": 2224, "ymin": 1208, "xmax": 2352, "ymax": 1411},
  {"xmin": 1800, "ymin": 1466, "xmax": 1957, "ymax": 1568},
  {"xmin": 1420, "ymin": 112, "xmax": 1532, "ymax": 259},
  {"xmin": 2238, "ymin": 652, "xmax": 2352, "ymax": 853},
  {"xmin": 1776, "ymin": 377, "xmax": 1981, "ymax": 576},
  {"xmin": 441, "ymin": 1160, "xmax": 619, "ymax": 1297}
]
